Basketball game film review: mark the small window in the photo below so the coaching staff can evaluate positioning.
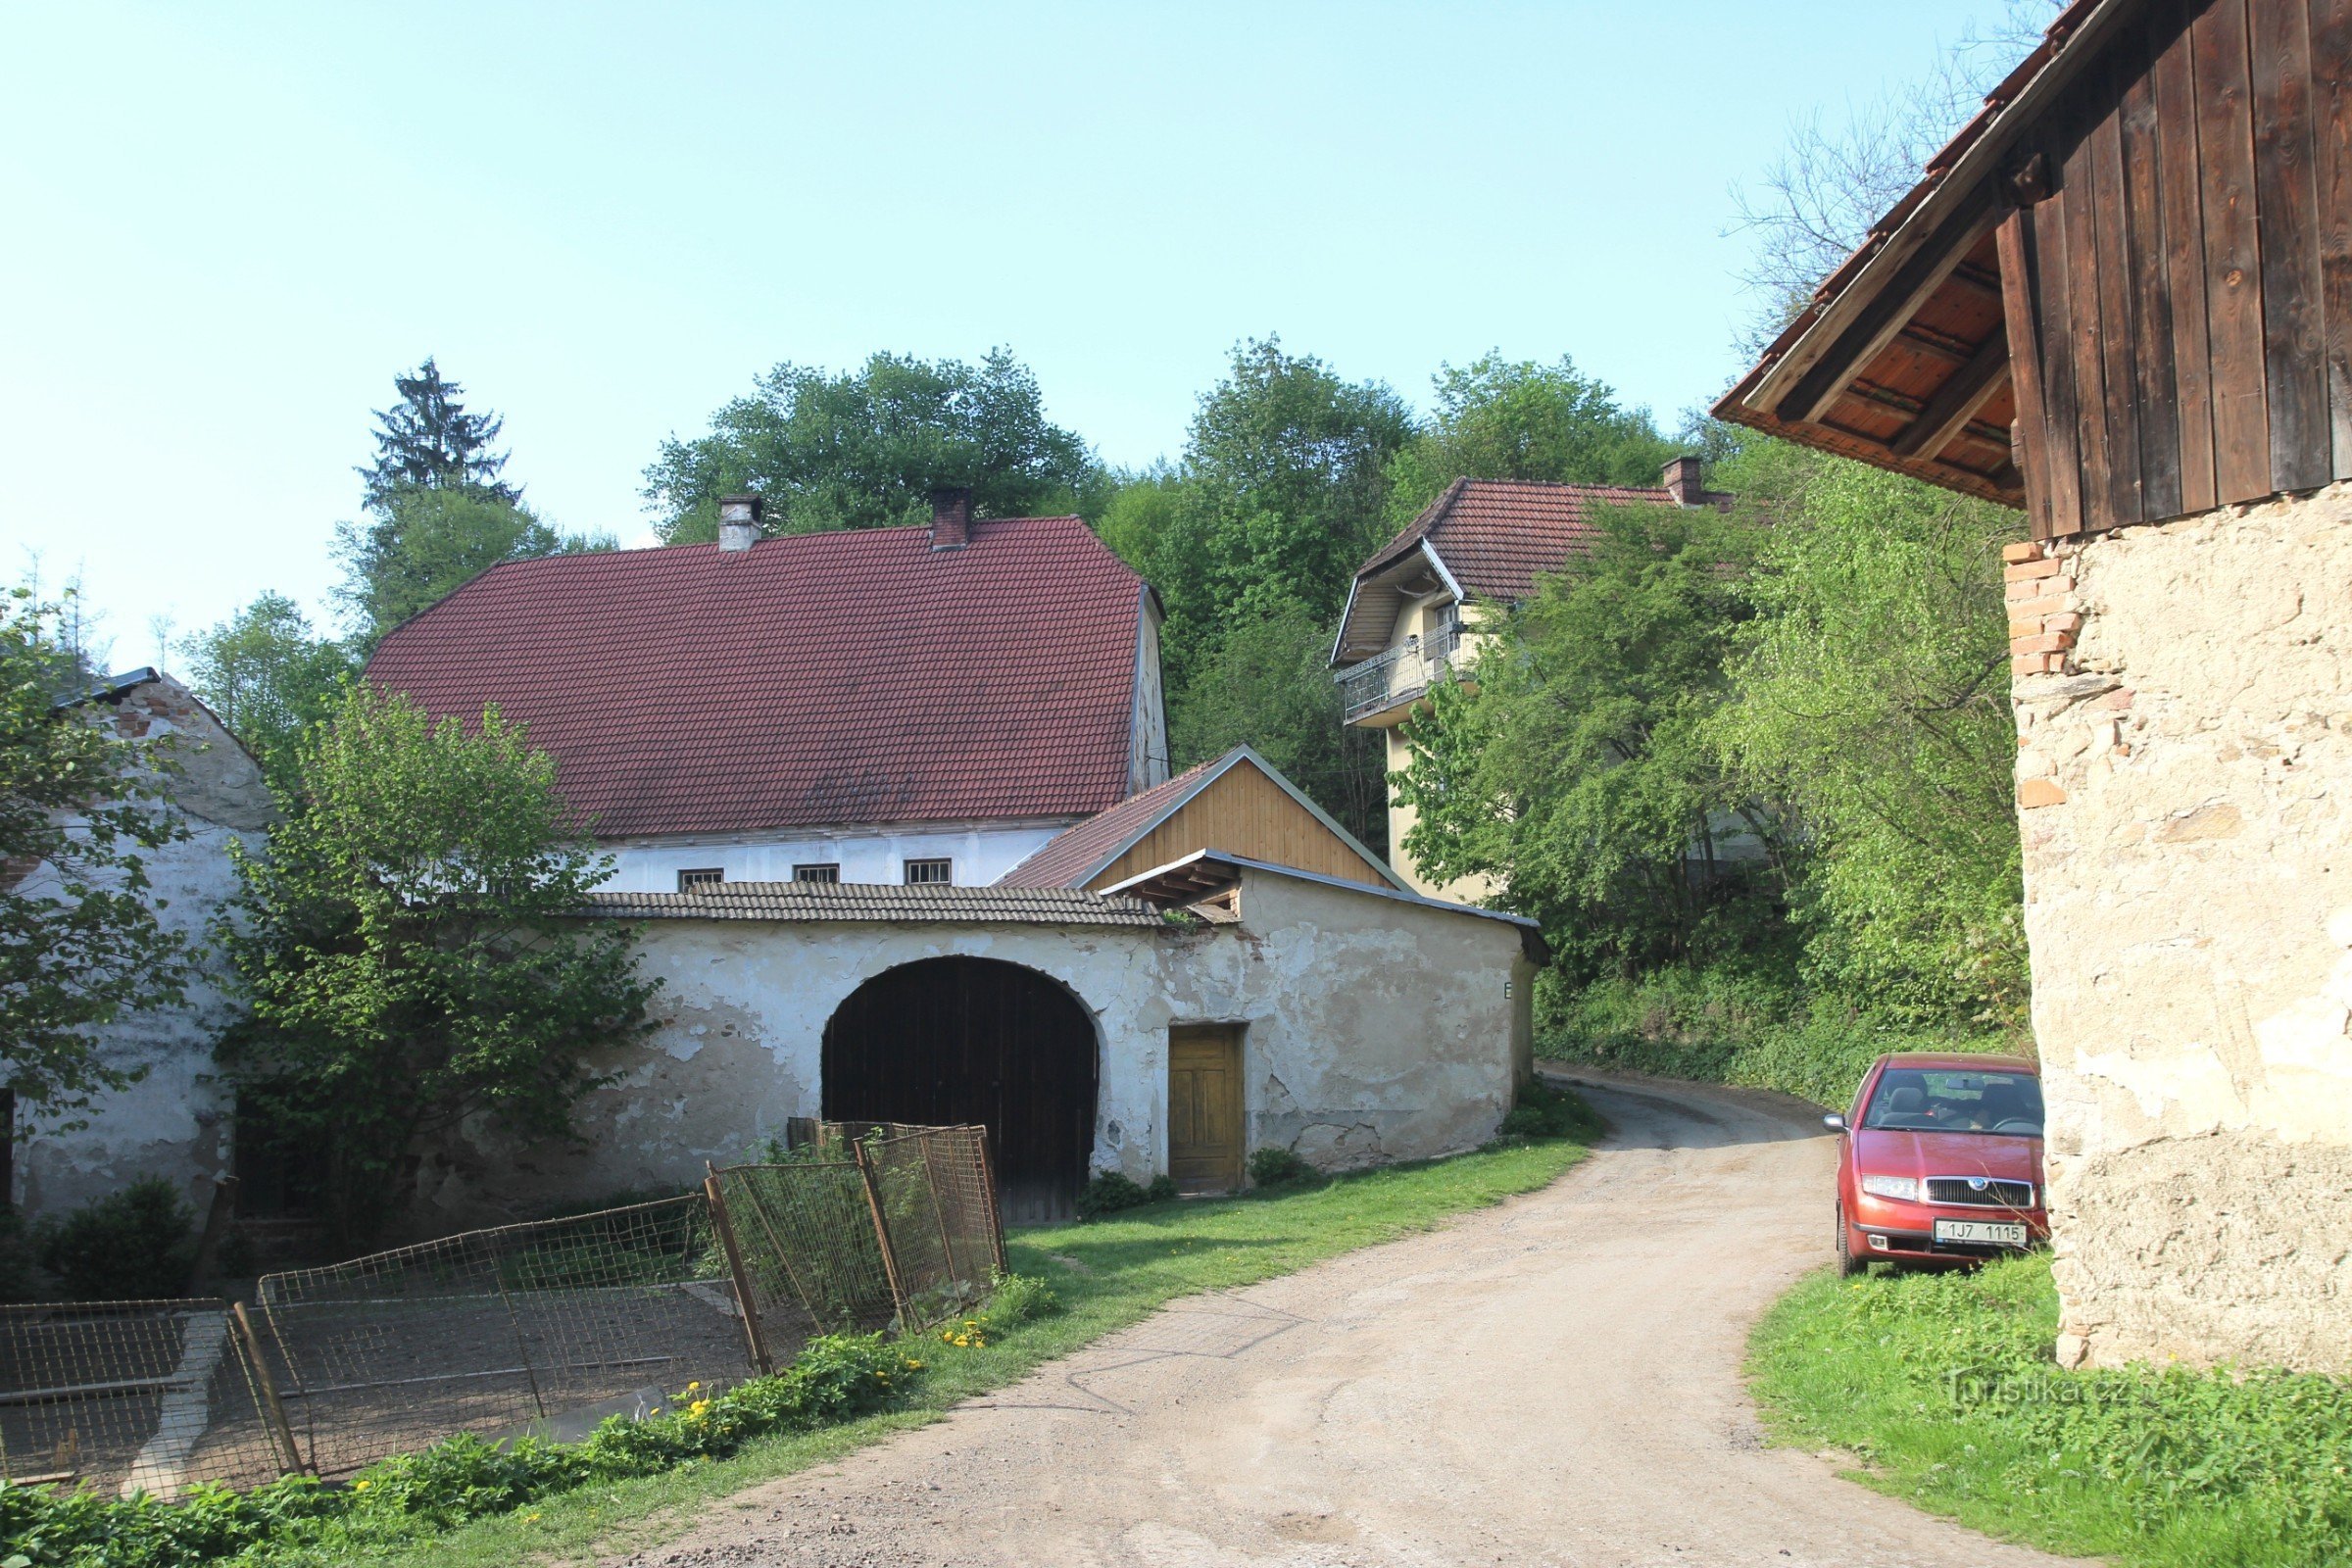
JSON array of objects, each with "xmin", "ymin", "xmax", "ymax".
[
  {"xmin": 678, "ymin": 868, "xmax": 724, "ymax": 892},
  {"xmin": 903, "ymin": 858, "xmax": 953, "ymax": 886},
  {"xmin": 793, "ymin": 863, "xmax": 841, "ymax": 884}
]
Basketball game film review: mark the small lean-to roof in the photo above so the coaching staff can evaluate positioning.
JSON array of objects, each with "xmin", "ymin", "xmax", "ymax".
[
  {"xmin": 995, "ymin": 745, "xmax": 1406, "ymax": 892},
  {"xmin": 1102, "ymin": 849, "xmax": 1550, "ymax": 963},
  {"xmin": 1333, "ymin": 479, "xmax": 1725, "ymax": 662},
  {"xmin": 585, "ymin": 880, "xmax": 1166, "ymax": 928},
  {"xmin": 366, "ymin": 515, "xmax": 1150, "ymax": 839}
]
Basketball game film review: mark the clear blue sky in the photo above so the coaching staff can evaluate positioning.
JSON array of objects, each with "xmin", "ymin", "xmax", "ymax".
[{"xmin": 0, "ymin": 2, "xmax": 2018, "ymax": 665}]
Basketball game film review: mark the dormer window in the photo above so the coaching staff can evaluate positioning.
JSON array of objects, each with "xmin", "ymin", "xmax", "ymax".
[{"xmin": 904, "ymin": 858, "xmax": 953, "ymax": 886}]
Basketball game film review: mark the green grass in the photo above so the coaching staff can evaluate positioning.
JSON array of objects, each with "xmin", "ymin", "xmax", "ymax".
[
  {"xmin": 1748, "ymin": 1253, "xmax": 2352, "ymax": 1567},
  {"xmin": 334, "ymin": 1122, "xmax": 1597, "ymax": 1568}
]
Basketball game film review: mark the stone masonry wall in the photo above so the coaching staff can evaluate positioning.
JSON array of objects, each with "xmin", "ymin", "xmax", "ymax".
[{"xmin": 2005, "ymin": 484, "xmax": 2352, "ymax": 1374}]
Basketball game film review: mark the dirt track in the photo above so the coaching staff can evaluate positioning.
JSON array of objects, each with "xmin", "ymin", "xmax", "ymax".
[{"xmin": 617, "ymin": 1072, "xmax": 2085, "ymax": 1567}]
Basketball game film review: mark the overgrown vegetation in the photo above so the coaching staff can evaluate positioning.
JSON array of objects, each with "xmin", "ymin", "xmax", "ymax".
[
  {"xmin": 1750, "ymin": 1254, "xmax": 2352, "ymax": 1566},
  {"xmin": 217, "ymin": 687, "xmax": 658, "ymax": 1244},
  {"xmin": 0, "ymin": 593, "xmax": 193, "ymax": 1132},
  {"xmin": 0, "ymin": 1107, "xmax": 1595, "ymax": 1568},
  {"xmin": 1075, "ymin": 1170, "xmax": 1178, "ymax": 1219},
  {"xmin": 28, "ymin": 1177, "xmax": 196, "ymax": 1301}
]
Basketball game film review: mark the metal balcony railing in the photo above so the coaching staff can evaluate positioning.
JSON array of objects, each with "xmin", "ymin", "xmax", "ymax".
[{"xmin": 1336, "ymin": 625, "xmax": 1462, "ymax": 722}]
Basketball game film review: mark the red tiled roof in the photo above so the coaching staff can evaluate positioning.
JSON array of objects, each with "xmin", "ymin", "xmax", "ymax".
[
  {"xmin": 994, "ymin": 752, "xmax": 1228, "ymax": 889},
  {"xmin": 1360, "ymin": 478, "xmax": 1701, "ymax": 603},
  {"xmin": 365, "ymin": 516, "xmax": 1149, "ymax": 839}
]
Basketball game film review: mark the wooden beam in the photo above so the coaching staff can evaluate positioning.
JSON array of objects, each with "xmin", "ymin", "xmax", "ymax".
[
  {"xmin": 1781, "ymin": 184, "xmax": 2004, "ymax": 425},
  {"xmin": 1891, "ymin": 331, "xmax": 2014, "ymax": 457}
]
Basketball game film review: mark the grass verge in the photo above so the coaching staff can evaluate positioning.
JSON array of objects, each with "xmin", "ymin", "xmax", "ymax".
[
  {"xmin": 1748, "ymin": 1252, "xmax": 2352, "ymax": 1567},
  {"xmin": 318, "ymin": 1109, "xmax": 1597, "ymax": 1567}
]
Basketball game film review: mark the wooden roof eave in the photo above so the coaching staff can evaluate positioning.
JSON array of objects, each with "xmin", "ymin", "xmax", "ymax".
[{"xmin": 1715, "ymin": 0, "xmax": 2145, "ymax": 499}]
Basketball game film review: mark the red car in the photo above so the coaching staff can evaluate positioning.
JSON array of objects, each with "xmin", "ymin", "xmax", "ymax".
[{"xmin": 1826, "ymin": 1053, "xmax": 2049, "ymax": 1274}]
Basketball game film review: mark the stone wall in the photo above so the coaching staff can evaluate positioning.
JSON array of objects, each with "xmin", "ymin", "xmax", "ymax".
[
  {"xmin": 427, "ymin": 864, "xmax": 1528, "ymax": 1231},
  {"xmin": 19, "ymin": 677, "xmax": 272, "ymax": 1220},
  {"xmin": 2005, "ymin": 484, "xmax": 2352, "ymax": 1374}
]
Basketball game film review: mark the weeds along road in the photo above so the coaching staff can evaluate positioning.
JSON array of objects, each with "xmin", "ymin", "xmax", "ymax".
[{"xmin": 618, "ymin": 1072, "xmax": 2084, "ymax": 1568}]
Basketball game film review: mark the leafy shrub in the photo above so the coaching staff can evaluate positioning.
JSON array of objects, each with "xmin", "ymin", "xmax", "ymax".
[
  {"xmin": 1247, "ymin": 1147, "xmax": 1314, "ymax": 1188},
  {"xmin": 1147, "ymin": 1174, "xmax": 1178, "ymax": 1203},
  {"xmin": 982, "ymin": 1270, "xmax": 1061, "ymax": 1332},
  {"xmin": 33, "ymin": 1178, "xmax": 196, "ymax": 1300},
  {"xmin": 1543, "ymin": 967, "xmax": 2021, "ymax": 1108},
  {"xmin": 1076, "ymin": 1171, "xmax": 1152, "ymax": 1219},
  {"xmin": 0, "ymin": 1331, "xmax": 918, "ymax": 1565},
  {"xmin": 1494, "ymin": 1079, "xmax": 1601, "ymax": 1143}
]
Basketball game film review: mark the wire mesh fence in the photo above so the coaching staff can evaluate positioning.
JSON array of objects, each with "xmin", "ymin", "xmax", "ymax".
[
  {"xmin": 0, "ymin": 1299, "xmax": 296, "ymax": 1498},
  {"xmin": 708, "ymin": 1123, "xmax": 1005, "ymax": 1364},
  {"xmin": 0, "ymin": 1123, "xmax": 1004, "ymax": 1498},
  {"xmin": 254, "ymin": 1196, "xmax": 756, "ymax": 1478}
]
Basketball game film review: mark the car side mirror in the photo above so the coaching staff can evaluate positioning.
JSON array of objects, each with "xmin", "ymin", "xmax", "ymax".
[{"xmin": 1821, "ymin": 1113, "xmax": 1847, "ymax": 1133}]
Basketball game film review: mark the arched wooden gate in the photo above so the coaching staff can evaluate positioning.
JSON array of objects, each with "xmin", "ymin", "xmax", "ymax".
[{"xmin": 820, "ymin": 957, "xmax": 1099, "ymax": 1222}]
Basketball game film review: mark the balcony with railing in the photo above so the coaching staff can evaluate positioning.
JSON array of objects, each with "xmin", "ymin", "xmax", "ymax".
[{"xmin": 1336, "ymin": 624, "xmax": 1463, "ymax": 724}]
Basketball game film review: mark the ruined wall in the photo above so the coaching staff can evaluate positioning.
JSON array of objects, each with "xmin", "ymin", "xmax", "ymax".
[
  {"xmin": 19, "ymin": 679, "xmax": 273, "ymax": 1220},
  {"xmin": 2006, "ymin": 484, "xmax": 2352, "ymax": 1374},
  {"xmin": 428, "ymin": 870, "xmax": 1523, "ymax": 1228}
]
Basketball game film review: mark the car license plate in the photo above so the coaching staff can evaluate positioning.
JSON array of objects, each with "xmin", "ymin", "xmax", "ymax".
[{"xmin": 1935, "ymin": 1218, "xmax": 2029, "ymax": 1248}]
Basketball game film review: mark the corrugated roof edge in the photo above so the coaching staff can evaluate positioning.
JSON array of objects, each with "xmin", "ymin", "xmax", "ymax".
[{"xmin": 1100, "ymin": 849, "xmax": 1550, "ymax": 963}]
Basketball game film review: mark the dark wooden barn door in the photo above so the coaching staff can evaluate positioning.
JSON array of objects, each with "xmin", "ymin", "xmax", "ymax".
[{"xmin": 821, "ymin": 958, "xmax": 1099, "ymax": 1223}]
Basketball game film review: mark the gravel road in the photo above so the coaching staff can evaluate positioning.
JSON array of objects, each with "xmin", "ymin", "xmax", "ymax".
[{"xmin": 616, "ymin": 1071, "xmax": 2085, "ymax": 1568}]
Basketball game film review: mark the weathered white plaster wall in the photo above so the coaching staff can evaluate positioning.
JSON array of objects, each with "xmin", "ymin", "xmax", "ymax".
[
  {"xmin": 2010, "ymin": 484, "xmax": 2352, "ymax": 1374},
  {"xmin": 594, "ymin": 820, "xmax": 1070, "ymax": 894},
  {"xmin": 426, "ymin": 866, "xmax": 1528, "ymax": 1229},
  {"xmin": 19, "ymin": 679, "xmax": 272, "ymax": 1221}
]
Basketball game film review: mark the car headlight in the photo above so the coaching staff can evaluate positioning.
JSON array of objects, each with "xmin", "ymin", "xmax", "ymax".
[{"xmin": 1859, "ymin": 1174, "xmax": 1921, "ymax": 1201}]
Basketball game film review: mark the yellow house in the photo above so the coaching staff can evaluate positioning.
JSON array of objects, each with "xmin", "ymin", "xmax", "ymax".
[{"xmin": 1330, "ymin": 462, "xmax": 1724, "ymax": 901}]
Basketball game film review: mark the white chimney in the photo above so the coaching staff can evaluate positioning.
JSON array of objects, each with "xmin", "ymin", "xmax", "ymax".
[{"xmin": 718, "ymin": 494, "xmax": 763, "ymax": 552}]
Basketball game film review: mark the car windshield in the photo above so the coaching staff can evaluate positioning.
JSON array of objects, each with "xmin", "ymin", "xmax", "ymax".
[{"xmin": 1863, "ymin": 1068, "xmax": 2043, "ymax": 1135}]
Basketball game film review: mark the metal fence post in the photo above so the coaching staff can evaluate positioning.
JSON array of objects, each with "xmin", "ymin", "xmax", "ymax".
[
  {"xmin": 704, "ymin": 1171, "xmax": 775, "ymax": 1376},
  {"xmin": 852, "ymin": 1138, "xmax": 912, "ymax": 1330},
  {"xmin": 229, "ymin": 1301, "xmax": 307, "ymax": 1478}
]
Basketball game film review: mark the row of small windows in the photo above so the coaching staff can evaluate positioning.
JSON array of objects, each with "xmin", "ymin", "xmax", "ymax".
[{"xmin": 676, "ymin": 858, "xmax": 952, "ymax": 893}]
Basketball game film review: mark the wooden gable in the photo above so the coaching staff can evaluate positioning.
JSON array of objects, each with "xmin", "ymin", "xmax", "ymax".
[{"xmin": 1084, "ymin": 756, "xmax": 1391, "ymax": 891}]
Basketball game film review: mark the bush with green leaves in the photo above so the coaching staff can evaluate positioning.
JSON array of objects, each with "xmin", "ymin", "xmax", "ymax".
[
  {"xmin": 31, "ymin": 1178, "xmax": 195, "ymax": 1300},
  {"xmin": 1494, "ymin": 1079, "xmax": 1603, "ymax": 1143},
  {"xmin": 0, "ymin": 1331, "xmax": 921, "ymax": 1567},
  {"xmin": 1075, "ymin": 1170, "xmax": 1176, "ymax": 1220},
  {"xmin": 1247, "ymin": 1147, "xmax": 1315, "ymax": 1188}
]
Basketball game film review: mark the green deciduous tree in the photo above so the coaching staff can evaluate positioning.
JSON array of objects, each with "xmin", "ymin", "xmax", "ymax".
[
  {"xmin": 643, "ymin": 349, "xmax": 1101, "ymax": 543},
  {"xmin": 333, "ymin": 488, "xmax": 604, "ymax": 652},
  {"xmin": 182, "ymin": 592, "xmax": 355, "ymax": 789},
  {"xmin": 1383, "ymin": 353, "xmax": 1683, "ymax": 524},
  {"xmin": 219, "ymin": 687, "xmax": 658, "ymax": 1242},
  {"xmin": 1711, "ymin": 442, "xmax": 2027, "ymax": 1023},
  {"xmin": 0, "ymin": 592, "xmax": 193, "ymax": 1127},
  {"xmin": 1395, "ymin": 502, "xmax": 1782, "ymax": 979},
  {"xmin": 358, "ymin": 358, "xmax": 519, "ymax": 509}
]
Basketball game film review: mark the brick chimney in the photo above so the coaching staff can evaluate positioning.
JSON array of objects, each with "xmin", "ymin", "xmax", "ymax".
[
  {"xmin": 1662, "ymin": 456, "xmax": 1704, "ymax": 507},
  {"xmin": 930, "ymin": 486, "xmax": 972, "ymax": 551},
  {"xmin": 717, "ymin": 494, "xmax": 763, "ymax": 552}
]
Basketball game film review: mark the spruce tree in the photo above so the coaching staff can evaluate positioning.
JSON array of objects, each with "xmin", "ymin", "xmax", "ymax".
[{"xmin": 357, "ymin": 358, "xmax": 519, "ymax": 508}]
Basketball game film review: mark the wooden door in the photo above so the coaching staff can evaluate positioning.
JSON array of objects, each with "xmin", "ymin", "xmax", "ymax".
[{"xmin": 1168, "ymin": 1025, "xmax": 1246, "ymax": 1194}]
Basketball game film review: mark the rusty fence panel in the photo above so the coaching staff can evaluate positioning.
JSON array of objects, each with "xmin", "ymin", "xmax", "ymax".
[
  {"xmin": 0, "ymin": 1298, "xmax": 296, "ymax": 1497},
  {"xmin": 710, "ymin": 1124, "xmax": 1005, "ymax": 1347},
  {"xmin": 253, "ymin": 1195, "xmax": 753, "ymax": 1478}
]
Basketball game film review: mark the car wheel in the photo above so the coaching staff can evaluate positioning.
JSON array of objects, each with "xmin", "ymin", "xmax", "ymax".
[{"xmin": 1836, "ymin": 1201, "xmax": 1865, "ymax": 1277}]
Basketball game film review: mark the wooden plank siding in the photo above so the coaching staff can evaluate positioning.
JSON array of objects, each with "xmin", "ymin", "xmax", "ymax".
[
  {"xmin": 1086, "ymin": 761, "xmax": 1388, "ymax": 891},
  {"xmin": 2006, "ymin": 0, "xmax": 2349, "ymax": 537}
]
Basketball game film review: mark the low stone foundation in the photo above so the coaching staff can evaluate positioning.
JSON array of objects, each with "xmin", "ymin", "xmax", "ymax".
[{"xmin": 2006, "ymin": 483, "xmax": 2352, "ymax": 1375}]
